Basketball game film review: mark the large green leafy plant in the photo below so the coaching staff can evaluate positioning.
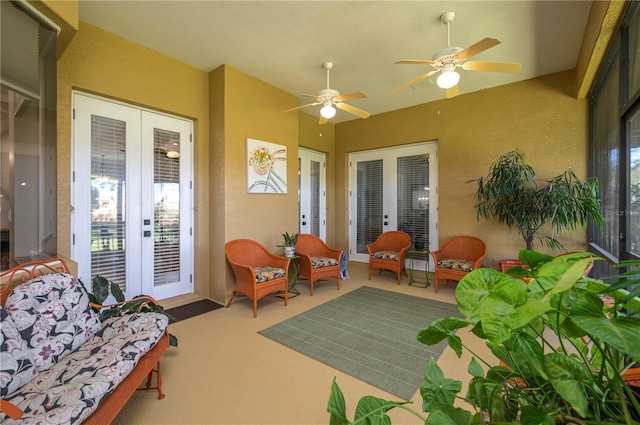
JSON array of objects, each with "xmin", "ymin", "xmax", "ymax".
[
  {"xmin": 81, "ymin": 275, "xmax": 178, "ymax": 347},
  {"xmin": 329, "ymin": 251, "xmax": 640, "ymax": 425},
  {"xmin": 471, "ymin": 149, "xmax": 603, "ymax": 250}
]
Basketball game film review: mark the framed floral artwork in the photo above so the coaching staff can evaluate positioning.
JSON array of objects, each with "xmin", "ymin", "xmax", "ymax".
[{"xmin": 246, "ymin": 138, "xmax": 287, "ymax": 193}]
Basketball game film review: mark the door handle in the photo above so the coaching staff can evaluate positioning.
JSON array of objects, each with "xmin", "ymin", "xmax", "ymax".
[
  {"xmin": 302, "ymin": 221, "xmax": 307, "ymax": 226},
  {"xmin": 143, "ymin": 230, "xmax": 152, "ymax": 237},
  {"xmin": 384, "ymin": 221, "xmax": 388, "ymax": 226}
]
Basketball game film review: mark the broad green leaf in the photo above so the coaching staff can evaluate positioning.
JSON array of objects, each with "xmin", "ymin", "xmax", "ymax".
[
  {"xmin": 570, "ymin": 293, "xmax": 640, "ymax": 358},
  {"xmin": 424, "ymin": 406, "xmax": 472, "ymax": 425},
  {"xmin": 468, "ymin": 357, "xmax": 484, "ymax": 378},
  {"xmin": 110, "ymin": 281, "xmax": 125, "ymax": 302},
  {"xmin": 518, "ymin": 250, "xmax": 554, "ymax": 269},
  {"xmin": 456, "ymin": 269, "xmax": 514, "ymax": 322},
  {"xmin": 520, "ymin": 405, "xmax": 552, "ymax": 425},
  {"xmin": 354, "ymin": 396, "xmax": 407, "ymax": 425},
  {"xmin": 480, "ymin": 294, "xmax": 550, "ymax": 345},
  {"xmin": 92, "ymin": 275, "xmax": 110, "ymax": 304},
  {"xmin": 328, "ymin": 378, "xmax": 351, "ymax": 425},
  {"xmin": 421, "ymin": 358, "xmax": 462, "ymax": 412},
  {"xmin": 465, "ymin": 376, "xmax": 503, "ymax": 414},
  {"xmin": 545, "ymin": 258, "xmax": 593, "ymax": 297},
  {"xmin": 505, "ymin": 331, "xmax": 547, "ymax": 379},
  {"xmin": 416, "ymin": 317, "xmax": 470, "ymax": 358},
  {"xmin": 544, "ymin": 353, "xmax": 593, "ymax": 418}
]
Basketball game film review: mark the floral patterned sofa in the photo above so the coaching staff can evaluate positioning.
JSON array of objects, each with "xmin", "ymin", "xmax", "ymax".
[{"xmin": 0, "ymin": 260, "xmax": 170, "ymax": 424}]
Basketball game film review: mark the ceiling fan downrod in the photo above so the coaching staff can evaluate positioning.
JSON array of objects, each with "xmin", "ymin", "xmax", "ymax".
[{"xmin": 440, "ymin": 11, "xmax": 455, "ymax": 48}]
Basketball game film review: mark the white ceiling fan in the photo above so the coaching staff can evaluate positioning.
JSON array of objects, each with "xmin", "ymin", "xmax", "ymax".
[
  {"xmin": 392, "ymin": 12, "xmax": 522, "ymax": 99},
  {"xmin": 284, "ymin": 61, "xmax": 370, "ymax": 124}
]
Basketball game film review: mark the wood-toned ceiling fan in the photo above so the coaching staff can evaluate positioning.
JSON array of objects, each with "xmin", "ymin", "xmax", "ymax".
[
  {"xmin": 392, "ymin": 12, "xmax": 522, "ymax": 99},
  {"xmin": 284, "ymin": 61, "xmax": 370, "ymax": 124}
]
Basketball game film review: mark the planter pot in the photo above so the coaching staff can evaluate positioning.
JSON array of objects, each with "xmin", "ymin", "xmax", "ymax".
[
  {"xmin": 283, "ymin": 246, "xmax": 296, "ymax": 257},
  {"xmin": 414, "ymin": 241, "xmax": 425, "ymax": 251}
]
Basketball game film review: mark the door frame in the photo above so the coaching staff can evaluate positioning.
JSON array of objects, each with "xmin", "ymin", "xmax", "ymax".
[
  {"xmin": 348, "ymin": 142, "xmax": 438, "ymax": 270},
  {"xmin": 71, "ymin": 91, "xmax": 194, "ymax": 300}
]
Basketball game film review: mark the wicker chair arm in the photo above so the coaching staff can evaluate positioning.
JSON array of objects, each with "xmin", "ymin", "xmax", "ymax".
[
  {"xmin": 90, "ymin": 295, "xmax": 161, "ymax": 312},
  {"xmin": 0, "ymin": 400, "xmax": 23, "ymax": 419}
]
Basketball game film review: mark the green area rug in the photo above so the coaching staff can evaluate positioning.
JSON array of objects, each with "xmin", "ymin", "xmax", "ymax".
[{"xmin": 258, "ymin": 286, "xmax": 464, "ymax": 400}]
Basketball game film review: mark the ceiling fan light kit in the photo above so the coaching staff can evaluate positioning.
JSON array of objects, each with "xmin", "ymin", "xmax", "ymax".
[
  {"xmin": 392, "ymin": 11, "xmax": 522, "ymax": 98},
  {"xmin": 283, "ymin": 61, "xmax": 370, "ymax": 123},
  {"xmin": 320, "ymin": 104, "xmax": 336, "ymax": 119}
]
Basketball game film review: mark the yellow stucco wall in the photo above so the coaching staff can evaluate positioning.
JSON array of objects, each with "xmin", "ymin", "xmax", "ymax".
[
  {"xmin": 334, "ymin": 70, "xmax": 589, "ymax": 268},
  {"xmin": 57, "ymin": 23, "xmax": 210, "ymax": 305},
  {"xmin": 209, "ymin": 65, "xmax": 299, "ymax": 302}
]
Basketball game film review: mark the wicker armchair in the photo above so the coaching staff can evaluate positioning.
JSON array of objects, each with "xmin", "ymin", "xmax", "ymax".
[
  {"xmin": 366, "ymin": 231, "xmax": 411, "ymax": 284},
  {"xmin": 225, "ymin": 239, "xmax": 290, "ymax": 318},
  {"xmin": 431, "ymin": 235, "xmax": 487, "ymax": 293},
  {"xmin": 296, "ymin": 234, "xmax": 343, "ymax": 296}
]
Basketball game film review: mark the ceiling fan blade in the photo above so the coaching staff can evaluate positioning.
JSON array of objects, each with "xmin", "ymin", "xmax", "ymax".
[
  {"xmin": 445, "ymin": 85, "xmax": 459, "ymax": 99},
  {"xmin": 319, "ymin": 116, "xmax": 328, "ymax": 125},
  {"xmin": 395, "ymin": 60, "xmax": 436, "ymax": 65},
  {"xmin": 283, "ymin": 102, "xmax": 320, "ymax": 113},
  {"xmin": 335, "ymin": 102, "xmax": 370, "ymax": 119},
  {"xmin": 457, "ymin": 37, "xmax": 501, "ymax": 60},
  {"xmin": 462, "ymin": 61, "xmax": 522, "ymax": 73},
  {"xmin": 333, "ymin": 91, "xmax": 367, "ymax": 102},
  {"xmin": 391, "ymin": 70, "xmax": 438, "ymax": 94}
]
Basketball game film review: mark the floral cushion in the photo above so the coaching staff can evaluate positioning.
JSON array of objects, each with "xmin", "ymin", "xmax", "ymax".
[
  {"xmin": 4, "ymin": 273, "xmax": 102, "ymax": 373},
  {"xmin": 437, "ymin": 258, "xmax": 475, "ymax": 272},
  {"xmin": 311, "ymin": 256, "xmax": 339, "ymax": 268},
  {"xmin": 371, "ymin": 251, "xmax": 400, "ymax": 261},
  {"xmin": 0, "ymin": 312, "xmax": 168, "ymax": 425},
  {"xmin": 0, "ymin": 307, "xmax": 39, "ymax": 397},
  {"xmin": 254, "ymin": 266, "xmax": 286, "ymax": 283}
]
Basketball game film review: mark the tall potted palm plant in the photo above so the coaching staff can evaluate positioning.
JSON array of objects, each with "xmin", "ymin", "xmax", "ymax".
[{"xmin": 470, "ymin": 149, "xmax": 603, "ymax": 251}]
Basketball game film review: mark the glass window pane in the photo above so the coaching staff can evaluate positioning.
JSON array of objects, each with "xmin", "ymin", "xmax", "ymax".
[
  {"xmin": 356, "ymin": 159, "xmax": 383, "ymax": 254},
  {"xmin": 310, "ymin": 159, "xmax": 320, "ymax": 236},
  {"xmin": 154, "ymin": 128, "xmax": 180, "ymax": 286},
  {"xmin": 397, "ymin": 154, "xmax": 429, "ymax": 252},
  {"xmin": 629, "ymin": 5, "xmax": 640, "ymax": 98},
  {"xmin": 91, "ymin": 115, "xmax": 126, "ymax": 290}
]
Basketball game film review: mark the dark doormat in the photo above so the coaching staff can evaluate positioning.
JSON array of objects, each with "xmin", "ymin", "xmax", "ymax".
[{"xmin": 166, "ymin": 299, "xmax": 223, "ymax": 322}]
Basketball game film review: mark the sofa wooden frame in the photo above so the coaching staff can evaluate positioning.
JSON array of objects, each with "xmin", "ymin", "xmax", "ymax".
[{"xmin": 0, "ymin": 258, "xmax": 169, "ymax": 424}]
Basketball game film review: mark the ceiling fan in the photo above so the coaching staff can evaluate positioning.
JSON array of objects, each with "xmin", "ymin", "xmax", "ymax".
[
  {"xmin": 392, "ymin": 11, "xmax": 522, "ymax": 99},
  {"xmin": 284, "ymin": 61, "xmax": 370, "ymax": 124}
]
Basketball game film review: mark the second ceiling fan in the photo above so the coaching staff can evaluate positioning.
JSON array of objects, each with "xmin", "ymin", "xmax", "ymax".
[
  {"xmin": 392, "ymin": 12, "xmax": 522, "ymax": 99},
  {"xmin": 284, "ymin": 61, "xmax": 370, "ymax": 124}
]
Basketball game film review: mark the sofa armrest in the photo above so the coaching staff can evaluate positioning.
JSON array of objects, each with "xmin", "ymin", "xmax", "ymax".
[{"xmin": 0, "ymin": 399, "xmax": 23, "ymax": 420}]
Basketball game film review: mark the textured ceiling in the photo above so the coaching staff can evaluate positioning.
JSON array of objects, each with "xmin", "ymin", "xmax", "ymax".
[{"xmin": 79, "ymin": 1, "xmax": 593, "ymax": 123}]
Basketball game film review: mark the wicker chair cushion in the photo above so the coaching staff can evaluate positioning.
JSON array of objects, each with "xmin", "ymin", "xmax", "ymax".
[
  {"xmin": 311, "ymin": 256, "xmax": 339, "ymax": 268},
  {"xmin": 254, "ymin": 266, "xmax": 286, "ymax": 283},
  {"xmin": 437, "ymin": 259, "xmax": 475, "ymax": 272},
  {"xmin": 370, "ymin": 251, "xmax": 400, "ymax": 261},
  {"xmin": 0, "ymin": 307, "xmax": 39, "ymax": 397}
]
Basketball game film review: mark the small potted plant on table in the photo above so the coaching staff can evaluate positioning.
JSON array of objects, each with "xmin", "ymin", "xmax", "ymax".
[{"xmin": 278, "ymin": 231, "xmax": 298, "ymax": 257}]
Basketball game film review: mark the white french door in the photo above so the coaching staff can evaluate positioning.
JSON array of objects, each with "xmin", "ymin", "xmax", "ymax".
[
  {"xmin": 348, "ymin": 142, "xmax": 438, "ymax": 271},
  {"xmin": 72, "ymin": 93, "xmax": 193, "ymax": 300},
  {"xmin": 299, "ymin": 148, "xmax": 326, "ymax": 240}
]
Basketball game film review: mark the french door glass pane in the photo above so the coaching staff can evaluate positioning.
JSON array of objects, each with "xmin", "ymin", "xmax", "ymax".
[
  {"xmin": 90, "ymin": 115, "xmax": 126, "ymax": 290},
  {"xmin": 310, "ymin": 159, "xmax": 320, "ymax": 236},
  {"xmin": 397, "ymin": 154, "xmax": 429, "ymax": 252},
  {"xmin": 629, "ymin": 109, "xmax": 640, "ymax": 255},
  {"xmin": 153, "ymin": 128, "xmax": 180, "ymax": 286},
  {"xmin": 356, "ymin": 159, "xmax": 383, "ymax": 254}
]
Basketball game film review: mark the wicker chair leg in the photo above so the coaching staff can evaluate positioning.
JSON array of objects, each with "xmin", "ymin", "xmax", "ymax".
[
  {"xmin": 225, "ymin": 292, "xmax": 237, "ymax": 308},
  {"xmin": 253, "ymin": 299, "xmax": 258, "ymax": 318}
]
